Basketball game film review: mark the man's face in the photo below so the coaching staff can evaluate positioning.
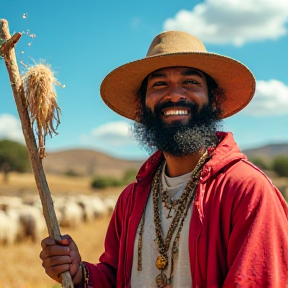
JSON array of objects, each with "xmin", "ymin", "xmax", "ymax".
[
  {"xmin": 145, "ymin": 66, "xmax": 209, "ymax": 127},
  {"xmin": 132, "ymin": 66, "xmax": 221, "ymax": 157}
]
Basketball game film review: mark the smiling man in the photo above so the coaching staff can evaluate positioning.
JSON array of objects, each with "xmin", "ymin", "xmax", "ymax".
[
  {"xmin": 40, "ymin": 31, "xmax": 288, "ymax": 288},
  {"xmin": 134, "ymin": 66, "xmax": 221, "ymax": 161}
]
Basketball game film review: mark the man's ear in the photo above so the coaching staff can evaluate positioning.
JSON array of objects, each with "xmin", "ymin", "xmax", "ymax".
[{"xmin": 211, "ymin": 87, "xmax": 226, "ymax": 117}]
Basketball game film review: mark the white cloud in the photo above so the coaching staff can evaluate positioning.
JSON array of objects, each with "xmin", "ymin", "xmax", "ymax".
[
  {"xmin": 80, "ymin": 121, "xmax": 135, "ymax": 147},
  {"xmin": 0, "ymin": 114, "xmax": 25, "ymax": 143},
  {"xmin": 243, "ymin": 80, "xmax": 288, "ymax": 116},
  {"xmin": 79, "ymin": 121, "xmax": 148, "ymax": 159},
  {"xmin": 163, "ymin": 0, "xmax": 288, "ymax": 46}
]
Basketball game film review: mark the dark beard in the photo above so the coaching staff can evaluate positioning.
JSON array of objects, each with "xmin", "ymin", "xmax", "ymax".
[{"xmin": 132, "ymin": 101, "xmax": 222, "ymax": 157}]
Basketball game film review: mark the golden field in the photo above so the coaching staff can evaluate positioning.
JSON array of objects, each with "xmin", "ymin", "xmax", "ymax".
[
  {"xmin": 1, "ymin": 170, "xmax": 287, "ymax": 288},
  {"xmin": 0, "ymin": 172, "xmax": 122, "ymax": 288},
  {"xmin": 0, "ymin": 216, "xmax": 111, "ymax": 288}
]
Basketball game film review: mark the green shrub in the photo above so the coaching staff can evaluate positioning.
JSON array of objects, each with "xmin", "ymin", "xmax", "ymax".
[
  {"xmin": 272, "ymin": 156, "xmax": 288, "ymax": 177},
  {"xmin": 91, "ymin": 176, "xmax": 123, "ymax": 189},
  {"xmin": 91, "ymin": 168, "xmax": 139, "ymax": 189},
  {"xmin": 249, "ymin": 157, "xmax": 270, "ymax": 170},
  {"xmin": 64, "ymin": 169, "xmax": 80, "ymax": 177}
]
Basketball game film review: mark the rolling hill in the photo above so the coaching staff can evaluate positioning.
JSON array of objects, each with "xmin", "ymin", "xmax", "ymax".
[
  {"xmin": 42, "ymin": 143, "xmax": 288, "ymax": 178},
  {"xmin": 43, "ymin": 149, "xmax": 145, "ymax": 178},
  {"xmin": 243, "ymin": 143, "xmax": 288, "ymax": 162}
]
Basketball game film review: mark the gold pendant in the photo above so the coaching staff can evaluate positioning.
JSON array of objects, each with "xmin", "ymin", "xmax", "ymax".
[
  {"xmin": 156, "ymin": 272, "xmax": 167, "ymax": 288},
  {"xmin": 156, "ymin": 255, "xmax": 168, "ymax": 270}
]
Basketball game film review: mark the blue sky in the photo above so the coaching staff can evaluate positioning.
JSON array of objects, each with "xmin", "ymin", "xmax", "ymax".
[{"xmin": 1, "ymin": 0, "xmax": 288, "ymax": 160}]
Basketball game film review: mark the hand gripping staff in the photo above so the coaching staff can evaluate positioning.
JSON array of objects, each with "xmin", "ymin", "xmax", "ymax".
[{"xmin": 0, "ymin": 19, "xmax": 74, "ymax": 288}]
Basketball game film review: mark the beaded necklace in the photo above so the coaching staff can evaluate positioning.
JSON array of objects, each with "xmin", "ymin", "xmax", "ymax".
[
  {"xmin": 137, "ymin": 150, "xmax": 209, "ymax": 288},
  {"xmin": 161, "ymin": 170, "xmax": 191, "ymax": 219}
]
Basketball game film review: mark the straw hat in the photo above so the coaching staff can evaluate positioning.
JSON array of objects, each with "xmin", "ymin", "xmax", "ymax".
[{"xmin": 100, "ymin": 30, "xmax": 255, "ymax": 120}]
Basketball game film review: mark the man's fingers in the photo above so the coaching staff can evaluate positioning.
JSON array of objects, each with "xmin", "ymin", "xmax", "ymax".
[
  {"xmin": 39, "ymin": 234, "xmax": 81, "ymax": 283},
  {"xmin": 42, "ymin": 255, "xmax": 72, "ymax": 268},
  {"xmin": 41, "ymin": 235, "xmax": 72, "ymax": 249},
  {"xmin": 41, "ymin": 236, "xmax": 57, "ymax": 249},
  {"xmin": 40, "ymin": 245, "xmax": 70, "ymax": 260}
]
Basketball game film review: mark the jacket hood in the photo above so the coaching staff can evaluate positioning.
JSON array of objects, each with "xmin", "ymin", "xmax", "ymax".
[
  {"xmin": 201, "ymin": 132, "xmax": 247, "ymax": 181},
  {"xmin": 136, "ymin": 132, "xmax": 247, "ymax": 184}
]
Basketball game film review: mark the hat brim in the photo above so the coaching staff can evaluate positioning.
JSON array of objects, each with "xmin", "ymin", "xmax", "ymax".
[{"xmin": 100, "ymin": 52, "xmax": 255, "ymax": 120}]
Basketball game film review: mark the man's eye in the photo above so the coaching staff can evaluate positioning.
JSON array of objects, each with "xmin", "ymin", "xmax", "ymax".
[
  {"xmin": 183, "ymin": 79, "xmax": 199, "ymax": 85},
  {"xmin": 153, "ymin": 81, "xmax": 166, "ymax": 87}
]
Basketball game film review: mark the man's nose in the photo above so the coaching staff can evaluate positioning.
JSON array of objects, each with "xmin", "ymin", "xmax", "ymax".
[{"xmin": 164, "ymin": 86, "xmax": 186, "ymax": 102}]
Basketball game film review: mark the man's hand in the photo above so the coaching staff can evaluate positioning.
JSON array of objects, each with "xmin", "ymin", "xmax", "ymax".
[{"xmin": 39, "ymin": 234, "xmax": 82, "ymax": 284}]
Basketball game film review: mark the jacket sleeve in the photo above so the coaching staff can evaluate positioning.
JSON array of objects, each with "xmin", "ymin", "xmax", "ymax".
[
  {"xmin": 81, "ymin": 184, "xmax": 133, "ymax": 287},
  {"xmin": 223, "ymin": 163, "xmax": 288, "ymax": 288}
]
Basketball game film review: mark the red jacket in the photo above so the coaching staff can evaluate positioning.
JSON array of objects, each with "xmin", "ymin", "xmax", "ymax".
[{"xmin": 84, "ymin": 132, "xmax": 288, "ymax": 287}]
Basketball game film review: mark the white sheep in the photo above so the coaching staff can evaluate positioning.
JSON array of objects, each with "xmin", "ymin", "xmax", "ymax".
[
  {"xmin": 89, "ymin": 195, "xmax": 108, "ymax": 218},
  {"xmin": 74, "ymin": 194, "xmax": 96, "ymax": 223},
  {"xmin": 102, "ymin": 195, "xmax": 117, "ymax": 215},
  {"xmin": 17, "ymin": 204, "xmax": 46, "ymax": 242},
  {"xmin": 54, "ymin": 197, "xmax": 83, "ymax": 228},
  {"xmin": 0, "ymin": 208, "xmax": 21, "ymax": 245}
]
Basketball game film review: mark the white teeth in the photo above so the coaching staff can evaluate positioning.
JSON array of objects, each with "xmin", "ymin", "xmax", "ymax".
[{"xmin": 164, "ymin": 110, "xmax": 188, "ymax": 116}]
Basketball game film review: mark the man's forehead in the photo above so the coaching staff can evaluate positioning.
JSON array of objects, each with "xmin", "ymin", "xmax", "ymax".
[{"xmin": 148, "ymin": 66, "xmax": 204, "ymax": 78}]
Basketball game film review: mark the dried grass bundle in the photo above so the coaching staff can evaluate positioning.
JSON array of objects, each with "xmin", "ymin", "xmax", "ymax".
[{"xmin": 22, "ymin": 63, "xmax": 61, "ymax": 158}]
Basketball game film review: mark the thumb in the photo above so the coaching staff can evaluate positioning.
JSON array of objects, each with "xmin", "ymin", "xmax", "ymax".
[
  {"xmin": 59, "ymin": 235, "xmax": 72, "ymax": 246},
  {"xmin": 60, "ymin": 238, "xmax": 70, "ymax": 245}
]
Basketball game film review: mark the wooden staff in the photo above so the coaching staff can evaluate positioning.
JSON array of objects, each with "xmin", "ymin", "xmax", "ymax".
[{"xmin": 0, "ymin": 19, "xmax": 74, "ymax": 288}]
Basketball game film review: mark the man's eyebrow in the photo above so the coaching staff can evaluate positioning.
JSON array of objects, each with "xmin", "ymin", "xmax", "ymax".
[
  {"xmin": 181, "ymin": 69, "xmax": 203, "ymax": 78},
  {"xmin": 148, "ymin": 71, "xmax": 166, "ymax": 79},
  {"xmin": 148, "ymin": 68, "xmax": 204, "ymax": 79}
]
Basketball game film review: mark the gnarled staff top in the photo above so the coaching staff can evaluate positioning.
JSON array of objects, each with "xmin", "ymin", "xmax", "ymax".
[{"xmin": 0, "ymin": 19, "xmax": 21, "ymax": 54}]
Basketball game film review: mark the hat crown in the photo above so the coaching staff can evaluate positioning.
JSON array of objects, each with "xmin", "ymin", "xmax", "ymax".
[{"xmin": 146, "ymin": 31, "xmax": 207, "ymax": 57}]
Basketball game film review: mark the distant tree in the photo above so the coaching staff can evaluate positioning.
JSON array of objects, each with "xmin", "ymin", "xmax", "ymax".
[
  {"xmin": 272, "ymin": 155, "xmax": 288, "ymax": 177},
  {"xmin": 249, "ymin": 157, "xmax": 270, "ymax": 170},
  {"xmin": 0, "ymin": 139, "xmax": 30, "ymax": 182}
]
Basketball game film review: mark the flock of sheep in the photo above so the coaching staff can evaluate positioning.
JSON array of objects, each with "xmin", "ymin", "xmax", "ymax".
[{"xmin": 0, "ymin": 193, "xmax": 117, "ymax": 245}]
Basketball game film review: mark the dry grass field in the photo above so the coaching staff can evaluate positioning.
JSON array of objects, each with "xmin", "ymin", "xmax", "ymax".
[
  {"xmin": 0, "ymin": 172, "xmax": 122, "ymax": 288},
  {"xmin": 1, "ymin": 170, "xmax": 287, "ymax": 288},
  {"xmin": 0, "ymin": 216, "xmax": 111, "ymax": 288}
]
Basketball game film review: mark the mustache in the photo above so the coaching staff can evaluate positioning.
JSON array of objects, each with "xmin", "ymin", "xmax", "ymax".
[{"xmin": 154, "ymin": 101, "xmax": 199, "ymax": 115}]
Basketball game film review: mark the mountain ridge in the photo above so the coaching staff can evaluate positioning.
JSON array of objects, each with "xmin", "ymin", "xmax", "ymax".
[
  {"xmin": 43, "ymin": 148, "xmax": 145, "ymax": 178},
  {"xmin": 43, "ymin": 143, "xmax": 288, "ymax": 177},
  {"xmin": 243, "ymin": 142, "xmax": 288, "ymax": 161}
]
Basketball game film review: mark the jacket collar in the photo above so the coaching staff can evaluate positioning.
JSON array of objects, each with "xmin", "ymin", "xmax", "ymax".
[{"xmin": 135, "ymin": 132, "xmax": 247, "ymax": 185}]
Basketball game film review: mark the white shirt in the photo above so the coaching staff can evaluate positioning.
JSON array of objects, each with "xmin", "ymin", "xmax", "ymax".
[{"xmin": 131, "ymin": 163, "xmax": 193, "ymax": 288}]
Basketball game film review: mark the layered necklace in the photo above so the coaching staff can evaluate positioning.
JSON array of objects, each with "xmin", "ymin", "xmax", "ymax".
[{"xmin": 137, "ymin": 150, "xmax": 210, "ymax": 288}]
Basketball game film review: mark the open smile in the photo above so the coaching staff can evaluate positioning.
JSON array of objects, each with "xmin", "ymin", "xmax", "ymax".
[{"xmin": 162, "ymin": 108, "xmax": 190, "ymax": 117}]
